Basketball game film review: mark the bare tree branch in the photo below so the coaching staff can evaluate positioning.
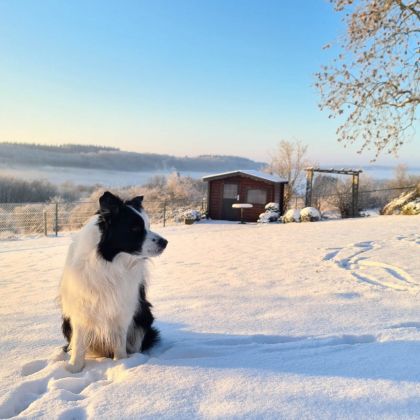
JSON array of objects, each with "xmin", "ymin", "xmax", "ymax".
[
  {"xmin": 316, "ymin": 0, "xmax": 419, "ymax": 159},
  {"xmin": 265, "ymin": 140, "xmax": 311, "ymax": 211}
]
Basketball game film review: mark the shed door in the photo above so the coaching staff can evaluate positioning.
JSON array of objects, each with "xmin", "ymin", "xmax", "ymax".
[{"xmin": 222, "ymin": 183, "xmax": 239, "ymax": 221}]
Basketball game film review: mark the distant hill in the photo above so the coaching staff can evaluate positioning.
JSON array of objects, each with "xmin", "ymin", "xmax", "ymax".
[{"xmin": 0, "ymin": 143, "xmax": 265, "ymax": 173}]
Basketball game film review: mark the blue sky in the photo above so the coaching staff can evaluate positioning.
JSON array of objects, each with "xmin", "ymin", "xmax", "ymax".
[{"xmin": 0, "ymin": 0, "xmax": 418, "ymax": 166}]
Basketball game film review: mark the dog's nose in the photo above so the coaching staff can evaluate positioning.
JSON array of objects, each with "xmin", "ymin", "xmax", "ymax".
[{"xmin": 158, "ymin": 237, "xmax": 168, "ymax": 249}]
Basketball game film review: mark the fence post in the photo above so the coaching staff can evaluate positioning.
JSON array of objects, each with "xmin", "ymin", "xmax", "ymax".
[
  {"xmin": 305, "ymin": 168, "xmax": 313, "ymax": 207},
  {"xmin": 163, "ymin": 200, "xmax": 166, "ymax": 227},
  {"xmin": 43, "ymin": 210, "xmax": 47, "ymax": 236},
  {"xmin": 352, "ymin": 173, "xmax": 359, "ymax": 218},
  {"xmin": 55, "ymin": 202, "xmax": 58, "ymax": 236}
]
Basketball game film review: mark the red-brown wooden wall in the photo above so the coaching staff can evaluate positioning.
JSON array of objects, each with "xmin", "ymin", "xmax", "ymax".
[{"xmin": 207, "ymin": 176, "xmax": 284, "ymax": 222}]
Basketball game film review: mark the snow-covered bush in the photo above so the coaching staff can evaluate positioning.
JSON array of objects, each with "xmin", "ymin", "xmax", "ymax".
[
  {"xmin": 12, "ymin": 204, "xmax": 44, "ymax": 233},
  {"xmin": 281, "ymin": 209, "xmax": 301, "ymax": 223},
  {"xmin": 258, "ymin": 211, "xmax": 279, "ymax": 223},
  {"xmin": 258, "ymin": 202, "xmax": 280, "ymax": 223},
  {"xmin": 265, "ymin": 202, "xmax": 279, "ymax": 212},
  {"xmin": 0, "ymin": 230, "xmax": 19, "ymax": 241},
  {"xmin": 401, "ymin": 199, "xmax": 420, "ymax": 215},
  {"xmin": 300, "ymin": 207, "xmax": 321, "ymax": 222},
  {"xmin": 0, "ymin": 208, "xmax": 14, "ymax": 232},
  {"xmin": 183, "ymin": 209, "xmax": 201, "ymax": 222}
]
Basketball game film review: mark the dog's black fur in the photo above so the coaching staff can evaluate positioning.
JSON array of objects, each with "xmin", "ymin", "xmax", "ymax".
[{"xmin": 97, "ymin": 193, "xmax": 149, "ymax": 262}]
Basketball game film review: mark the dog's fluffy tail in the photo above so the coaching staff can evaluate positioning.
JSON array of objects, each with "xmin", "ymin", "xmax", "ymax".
[{"xmin": 141, "ymin": 326, "xmax": 160, "ymax": 352}]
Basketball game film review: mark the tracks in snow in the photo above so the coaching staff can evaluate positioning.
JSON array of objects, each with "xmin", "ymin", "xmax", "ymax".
[
  {"xmin": 0, "ymin": 349, "xmax": 148, "ymax": 419},
  {"xmin": 323, "ymin": 237, "xmax": 418, "ymax": 292},
  {"xmin": 396, "ymin": 233, "xmax": 420, "ymax": 246},
  {"xmin": 0, "ymin": 332, "xmax": 378, "ymax": 419}
]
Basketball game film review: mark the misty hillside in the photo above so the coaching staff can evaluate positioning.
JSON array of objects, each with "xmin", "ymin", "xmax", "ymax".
[{"xmin": 0, "ymin": 143, "xmax": 265, "ymax": 172}]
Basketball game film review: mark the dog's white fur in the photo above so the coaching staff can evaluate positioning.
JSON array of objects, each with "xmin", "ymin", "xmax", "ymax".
[{"xmin": 60, "ymin": 209, "xmax": 163, "ymax": 373}]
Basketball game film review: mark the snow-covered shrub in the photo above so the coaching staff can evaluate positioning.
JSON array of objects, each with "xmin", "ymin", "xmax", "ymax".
[
  {"xmin": 401, "ymin": 199, "xmax": 420, "ymax": 215},
  {"xmin": 0, "ymin": 208, "xmax": 14, "ymax": 232},
  {"xmin": 258, "ymin": 211, "xmax": 279, "ymax": 223},
  {"xmin": 12, "ymin": 204, "xmax": 44, "ymax": 233},
  {"xmin": 359, "ymin": 210, "xmax": 371, "ymax": 217},
  {"xmin": 281, "ymin": 209, "xmax": 301, "ymax": 223},
  {"xmin": 0, "ymin": 230, "xmax": 19, "ymax": 241},
  {"xmin": 183, "ymin": 209, "xmax": 201, "ymax": 222},
  {"xmin": 265, "ymin": 202, "xmax": 279, "ymax": 212},
  {"xmin": 258, "ymin": 202, "xmax": 280, "ymax": 223},
  {"xmin": 300, "ymin": 207, "xmax": 321, "ymax": 222}
]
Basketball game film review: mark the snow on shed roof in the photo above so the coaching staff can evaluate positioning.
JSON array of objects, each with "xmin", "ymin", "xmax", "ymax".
[{"xmin": 202, "ymin": 170, "xmax": 288, "ymax": 183}]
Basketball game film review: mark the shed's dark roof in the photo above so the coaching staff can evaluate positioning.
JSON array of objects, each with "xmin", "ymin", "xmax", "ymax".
[{"xmin": 202, "ymin": 170, "xmax": 288, "ymax": 184}]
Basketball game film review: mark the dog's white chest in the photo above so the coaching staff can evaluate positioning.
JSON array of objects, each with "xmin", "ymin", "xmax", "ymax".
[{"xmin": 60, "ymin": 247, "xmax": 147, "ymax": 327}]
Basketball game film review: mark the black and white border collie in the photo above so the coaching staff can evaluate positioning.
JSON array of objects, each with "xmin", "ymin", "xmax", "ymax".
[{"xmin": 59, "ymin": 191, "xmax": 167, "ymax": 373}]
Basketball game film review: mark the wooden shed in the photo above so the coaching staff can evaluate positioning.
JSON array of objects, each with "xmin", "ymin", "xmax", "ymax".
[{"xmin": 202, "ymin": 170, "xmax": 288, "ymax": 222}]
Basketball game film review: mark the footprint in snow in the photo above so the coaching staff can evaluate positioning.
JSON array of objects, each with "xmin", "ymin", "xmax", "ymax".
[
  {"xmin": 387, "ymin": 322, "xmax": 420, "ymax": 330},
  {"xmin": 396, "ymin": 234, "xmax": 420, "ymax": 245},
  {"xmin": 57, "ymin": 406, "xmax": 87, "ymax": 420},
  {"xmin": 335, "ymin": 292, "xmax": 361, "ymax": 299},
  {"xmin": 21, "ymin": 360, "xmax": 48, "ymax": 377},
  {"xmin": 323, "ymin": 240, "xmax": 418, "ymax": 293},
  {"xmin": 0, "ymin": 350, "xmax": 150, "ymax": 419}
]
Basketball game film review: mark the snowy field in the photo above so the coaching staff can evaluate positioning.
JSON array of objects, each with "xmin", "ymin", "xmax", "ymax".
[{"xmin": 1, "ymin": 216, "xmax": 420, "ymax": 419}]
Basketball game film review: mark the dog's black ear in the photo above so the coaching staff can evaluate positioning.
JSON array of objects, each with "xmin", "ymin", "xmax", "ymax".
[
  {"xmin": 99, "ymin": 191, "xmax": 122, "ymax": 216},
  {"xmin": 126, "ymin": 196, "xmax": 144, "ymax": 210}
]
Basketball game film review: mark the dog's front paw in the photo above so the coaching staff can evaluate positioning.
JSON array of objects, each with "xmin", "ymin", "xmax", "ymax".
[{"xmin": 65, "ymin": 361, "xmax": 85, "ymax": 373}]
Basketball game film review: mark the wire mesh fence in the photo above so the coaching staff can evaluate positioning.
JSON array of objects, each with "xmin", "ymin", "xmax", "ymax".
[
  {"xmin": 0, "ymin": 185, "xmax": 416, "ymax": 239},
  {"xmin": 0, "ymin": 198, "xmax": 207, "ymax": 239},
  {"xmin": 289, "ymin": 185, "xmax": 415, "ymax": 217}
]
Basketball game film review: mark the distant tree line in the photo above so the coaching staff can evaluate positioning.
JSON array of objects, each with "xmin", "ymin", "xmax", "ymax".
[
  {"xmin": 0, "ymin": 143, "xmax": 264, "ymax": 172},
  {"xmin": 0, "ymin": 176, "xmax": 95, "ymax": 203},
  {"xmin": 0, "ymin": 176, "xmax": 58, "ymax": 203},
  {"xmin": 0, "ymin": 170, "xmax": 206, "ymax": 204}
]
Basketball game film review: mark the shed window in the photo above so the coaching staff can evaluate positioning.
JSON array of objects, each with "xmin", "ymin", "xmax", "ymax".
[
  {"xmin": 223, "ymin": 184, "xmax": 238, "ymax": 199},
  {"xmin": 247, "ymin": 189, "xmax": 267, "ymax": 204}
]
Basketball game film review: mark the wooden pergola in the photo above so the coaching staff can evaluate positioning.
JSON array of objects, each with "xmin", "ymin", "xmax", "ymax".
[{"xmin": 305, "ymin": 167, "xmax": 363, "ymax": 218}]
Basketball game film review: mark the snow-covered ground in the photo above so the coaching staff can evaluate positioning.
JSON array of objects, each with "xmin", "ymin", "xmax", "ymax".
[{"xmin": 1, "ymin": 216, "xmax": 420, "ymax": 419}]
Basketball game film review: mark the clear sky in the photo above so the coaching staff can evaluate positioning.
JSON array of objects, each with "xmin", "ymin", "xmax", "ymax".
[{"xmin": 0, "ymin": 0, "xmax": 418, "ymax": 166}]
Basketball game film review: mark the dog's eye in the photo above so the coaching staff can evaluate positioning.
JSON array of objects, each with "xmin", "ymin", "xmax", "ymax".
[{"xmin": 131, "ymin": 226, "xmax": 142, "ymax": 233}]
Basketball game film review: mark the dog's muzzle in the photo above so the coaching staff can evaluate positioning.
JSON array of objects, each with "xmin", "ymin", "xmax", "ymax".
[{"xmin": 157, "ymin": 237, "xmax": 168, "ymax": 250}]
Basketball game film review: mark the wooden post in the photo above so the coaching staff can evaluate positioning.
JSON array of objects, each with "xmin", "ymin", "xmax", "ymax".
[
  {"xmin": 305, "ymin": 169, "xmax": 314, "ymax": 207},
  {"xmin": 207, "ymin": 182, "xmax": 211, "ymax": 219},
  {"xmin": 55, "ymin": 202, "xmax": 58, "ymax": 236},
  {"xmin": 302, "ymin": 168, "xmax": 361, "ymax": 216},
  {"xmin": 240, "ymin": 208, "xmax": 247, "ymax": 224},
  {"xmin": 279, "ymin": 183, "xmax": 285, "ymax": 215},
  {"xmin": 163, "ymin": 200, "xmax": 166, "ymax": 227},
  {"xmin": 43, "ymin": 210, "xmax": 47, "ymax": 236},
  {"xmin": 352, "ymin": 173, "xmax": 359, "ymax": 217}
]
